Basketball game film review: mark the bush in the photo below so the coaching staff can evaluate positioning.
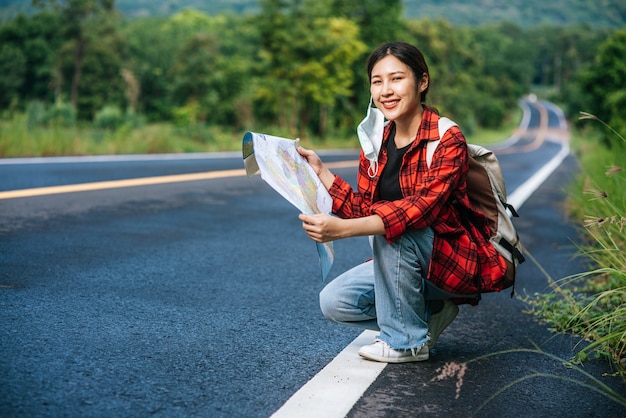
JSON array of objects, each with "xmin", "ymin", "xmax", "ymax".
[
  {"xmin": 172, "ymin": 100, "xmax": 201, "ymax": 127},
  {"xmin": 124, "ymin": 110, "xmax": 145, "ymax": 129},
  {"xmin": 476, "ymin": 98, "xmax": 507, "ymax": 129},
  {"xmin": 45, "ymin": 100, "xmax": 77, "ymax": 128},
  {"xmin": 93, "ymin": 105, "xmax": 125, "ymax": 130},
  {"xmin": 26, "ymin": 101, "xmax": 47, "ymax": 129},
  {"xmin": 25, "ymin": 100, "xmax": 77, "ymax": 129}
]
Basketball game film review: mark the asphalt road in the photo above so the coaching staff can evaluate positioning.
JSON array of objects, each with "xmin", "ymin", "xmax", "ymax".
[
  {"xmin": 1, "ymin": 163, "xmax": 369, "ymax": 417},
  {"xmin": 1, "ymin": 100, "xmax": 624, "ymax": 417}
]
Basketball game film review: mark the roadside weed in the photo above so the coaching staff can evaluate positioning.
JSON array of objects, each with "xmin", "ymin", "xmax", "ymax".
[{"xmin": 524, "ymin": 112, "xmax": 625, "ymax": 378}]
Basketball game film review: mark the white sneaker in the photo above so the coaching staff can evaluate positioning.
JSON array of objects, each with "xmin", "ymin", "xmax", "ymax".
[
  {"xmin": 358, "ymin": 339, "xmax": 429, "ymax": 363},
  {"xmin": 427, "ymin": 299, "xmax": 459, "ymax": 348}
]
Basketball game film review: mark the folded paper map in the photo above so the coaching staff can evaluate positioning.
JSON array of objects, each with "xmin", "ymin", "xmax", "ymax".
[{"xmin": 243, "ymin": 131, "xmax": 334, "ymax": 279}]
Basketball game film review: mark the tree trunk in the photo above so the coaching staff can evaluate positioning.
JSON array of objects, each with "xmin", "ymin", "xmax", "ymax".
[
  {"xmin": 288, "ymin": 95, "xmax": 299, "ymax": 137},
  {"xmin": 279, "ymin": 95, "xmax": 287, "ymax": 129},
  {"xmin": 299, "ymin": 100, "xmax": 311, "ymax": 137},
  {"xmin": 71, "ymin": 37, "xmax": 85, "ymax": 108},
  {"xmin": 318, "ymin": 104, "xmax": 328, "ymax": 139}
]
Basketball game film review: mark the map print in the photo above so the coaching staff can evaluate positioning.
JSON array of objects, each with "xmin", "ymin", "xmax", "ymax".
[{"xmin": 243, "ymin": 132, "xmax": 334, "ymax": 279}]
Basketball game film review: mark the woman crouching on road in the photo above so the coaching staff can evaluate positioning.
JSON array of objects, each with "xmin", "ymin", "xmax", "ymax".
[{"xmin": 297, "ymin": 41, "xmax": 507, "ymax": 363}]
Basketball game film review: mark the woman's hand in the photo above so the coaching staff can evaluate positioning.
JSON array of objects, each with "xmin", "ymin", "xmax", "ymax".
[
  {"xmin": 296, "ymin": 146, "xmax": 323, "ymax": 175},
  {"xmin": 299, "ymin": 213, "xmax": 347, "ymax": 243},
  {"xmin": 297, "ymin": 146, "xmax": 335, "ymax": 189},
  {"xmin": 299, "ymin": 213, "xmax": 386, "ymax": 243}
]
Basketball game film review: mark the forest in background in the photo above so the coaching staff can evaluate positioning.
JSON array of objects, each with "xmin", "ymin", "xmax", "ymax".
[
  {"xmin": 2, "ymin": 0, "xmax": 625, "ymax": 28},
  {"xmin": 0, "ymin": 0, "xmax": 625, "ymax": 155}
]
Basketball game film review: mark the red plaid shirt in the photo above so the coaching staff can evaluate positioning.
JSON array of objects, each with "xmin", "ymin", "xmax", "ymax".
[{"xmin": 328, "ymin": 107, "xmax": 507, "ymax": 296}]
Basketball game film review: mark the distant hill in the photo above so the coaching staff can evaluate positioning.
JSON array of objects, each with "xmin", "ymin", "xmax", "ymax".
[
  {"xmin": 1, "ymin": 0, "xmax": 625, "ymax": 28},
  {"xmin": 404, "ymin": 0, "xmax": 626, "ymax": 28}
]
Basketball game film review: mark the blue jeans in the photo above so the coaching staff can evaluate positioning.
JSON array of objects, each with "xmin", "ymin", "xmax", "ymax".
[{"xmin": 320, "ymin": 228, "xmax": 437, "ymax": 350}]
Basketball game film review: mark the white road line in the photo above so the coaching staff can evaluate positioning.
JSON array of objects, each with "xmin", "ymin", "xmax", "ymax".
[
  {"xmin": 507, "ymin": 137, "xmax": 571, "ymax": 210},
  {"xmin": 0, "ymin": 149, "xmax": 358, "ymax": 165},
  {"xmin": 271, "ymin": 330, "xmax": 383, "ymax": 418}
]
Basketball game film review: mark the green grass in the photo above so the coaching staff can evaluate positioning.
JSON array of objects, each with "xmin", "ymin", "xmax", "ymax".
[
  {"xmin": 466, "ymin": 106, "xmax": 523, "ymax": 146},
  {"xmin": 524, "ymin": 113, "xmax": 626, "ymax": 379},
  {"xmin": 0, "ymin": 113, "xmax": 251, "ymax": 157},
  {"xmin": 0, "ymin": 107, "xmax": 523, "ymax": 158}
]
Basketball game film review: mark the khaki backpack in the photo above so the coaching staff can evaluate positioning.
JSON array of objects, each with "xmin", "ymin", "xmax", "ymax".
[{"xmin": 427, "ymin": 117, "xmax": 525, "ymax": 294}]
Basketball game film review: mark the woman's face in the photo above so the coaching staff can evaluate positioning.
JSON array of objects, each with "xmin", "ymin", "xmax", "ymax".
[{"xmin": 369, "ymin": 54, "xmax": 428, "ymax": 123}]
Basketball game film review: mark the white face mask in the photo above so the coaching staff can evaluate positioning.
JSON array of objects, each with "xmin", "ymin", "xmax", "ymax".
[{"xmin": 357, "ymin": 97, "xmax": 385, "ymax": 178}]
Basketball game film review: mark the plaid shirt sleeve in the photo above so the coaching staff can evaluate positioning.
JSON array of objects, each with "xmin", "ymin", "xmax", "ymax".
[{"xmin": 328, "ymin": 150, "xmax": 374, "ymax": 218}]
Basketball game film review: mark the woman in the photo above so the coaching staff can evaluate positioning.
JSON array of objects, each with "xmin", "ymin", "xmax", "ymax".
[{"xmin": 297, "ymin": 41, "xmax": 506, "ymax": 363}]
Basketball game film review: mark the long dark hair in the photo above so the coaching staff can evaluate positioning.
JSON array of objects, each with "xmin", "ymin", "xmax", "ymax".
[{"xmin": 366, "ymin": 41, "xmax": 430, "ymax": 103}]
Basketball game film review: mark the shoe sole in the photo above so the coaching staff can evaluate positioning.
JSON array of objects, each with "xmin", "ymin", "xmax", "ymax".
[{"xmin": 357, "ymin": 349, "xmax": 429, "ymax": 363}]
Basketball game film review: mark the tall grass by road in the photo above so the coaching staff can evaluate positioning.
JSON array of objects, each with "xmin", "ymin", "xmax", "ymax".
[
  {"xmin": 0, "ymin": 113, "xmax": 246, "ymax": 157},
  {"xmin": 525, "ymin": 113, "xmax": 625, "ymax": 379},
  {"xmin": 0, "ymin": 107, "xmax": 522, "ymax": 158}
]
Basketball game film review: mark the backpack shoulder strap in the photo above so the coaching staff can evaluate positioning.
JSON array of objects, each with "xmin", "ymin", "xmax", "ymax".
[{"xmin": 426, "ymin": 117, "xmax": 458, "ymax": 169}]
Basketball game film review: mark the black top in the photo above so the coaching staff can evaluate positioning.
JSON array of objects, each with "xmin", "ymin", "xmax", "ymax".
[{"xmin": 379, "ymin": 125, "xmax": 411, "ymax": 202}]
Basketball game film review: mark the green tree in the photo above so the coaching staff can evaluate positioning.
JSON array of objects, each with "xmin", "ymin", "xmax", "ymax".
[
  {"xmin": 578, "ymin": 28, "xmax": 626, "ymax": 143},
  {"xmin": 288, "ymin": 17, "xmax": 366, "ymax": 136},
  {"xmin": 469, "ymin": 23, "xmax": 534, "ymax": 127},
  {"xmin": 405, "ymin": 19, "xmax": 540, "ymax": 131},
  {"xmin": 257, "ymin": 0, "xmax": 366, "ymax": 136},
  {"xmin": 0, "ymin": 44, "xmax": 26, "ymax": 109},
  {"xmin": 169, "ymin": 33, "xmax": 218, "ymax": 112},
  {"xmin": 122, "ymin": 16, "xmax": 175, "ymax": 120},
  {"xmin": 123, "ymin": 10, "xmax": 257, "ymax": 125},
  {"xmin": 532, "ymin": 25, "xmax": 612, "ymax": 120},
  {"xmin": 329, "ymin": 0, "xmax": 404, "ymax": 48},
  {"xmin": 169, "ymin": 32, "xmax": 243, "ymax": 125},
  {"xmin": 0, "ymin": 11, "xmax": 64, "ymax": 107},
  {"xmin": 327, "ymin": 0, "xmax": 406, "ymax": 120},
  {"xmin": 404, "ymin": 19, "xmax": 481, "ymax": 131},
  {"xmin": 530, "ymin": 24, "xmax": 609, "ymax": 93},
  {"xmin": 32, "ymin": 0, "xmax": 120, "ymax": 116},
  {"xmin": 61, "ymin": 29, "xmax": 126, "ymax": 120}
]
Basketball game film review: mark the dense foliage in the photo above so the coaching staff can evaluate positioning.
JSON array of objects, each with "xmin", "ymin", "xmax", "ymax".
[
  {"xmin": 576, "ymin": 29, "xmax": 626, "ymax": 140},
  {"xmin": 0, "ymin": 0, "xmax": 623, "ymax": 145},
  {"xmin": 403, "ymin": 0, "xmax": 626, "ymax": 28},
  {"xmin": 2, "ymin": 0, "xmax": 625, "ymax": 28}
]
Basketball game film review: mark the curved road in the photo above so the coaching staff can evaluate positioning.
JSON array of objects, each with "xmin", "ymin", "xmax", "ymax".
[{"xmin": 1, "ymin": 100, "xmax": 624, "ymax": 417}]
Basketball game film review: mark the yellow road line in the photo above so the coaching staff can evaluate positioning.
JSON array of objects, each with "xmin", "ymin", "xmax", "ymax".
[
  {"xmin": 0, "ymin": 169, "xmax": 246, "ymax": 200},
  {"xmin": 0, "ymin": 160, "xmax": 358, "ymax": 200}
]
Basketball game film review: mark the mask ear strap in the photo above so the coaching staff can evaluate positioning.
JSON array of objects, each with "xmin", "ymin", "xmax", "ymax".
[
  {"xmin": 362, "ymin": 95, "xmax": 379, "ymax": 178},
  {"xmin": 368, "ymin": 160, "xmax": 378, "ymax": 178}
]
